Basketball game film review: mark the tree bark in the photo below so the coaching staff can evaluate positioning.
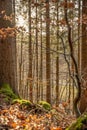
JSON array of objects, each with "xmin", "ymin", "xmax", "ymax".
[
  {"xmin": 56, "ymin": 1, "xmax": 59, "ymax": 106},
  {"xmin": 79, "ymin": 0, "xmax": 87, "ymax": 114},
  {"xmin": 0, "ymin": 0, "xmax": 18, "ymax": 95},
  {"xmin": 28, "ymin": 0, "xmax": 33, "ymax": 102},
  {"xmin": 46, "ymin": 0, "xmax": 51, "ymax": 103}
]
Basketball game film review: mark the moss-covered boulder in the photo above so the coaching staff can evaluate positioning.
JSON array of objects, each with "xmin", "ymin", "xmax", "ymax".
[
  {"xmin": 66, "ymin": 113, "xmax": 87, "ymax": 130},
  {"xmin": 38, "ymin": 101, "xmax": 51, "ymax": 111},
  {"xmin": 0, "ymin": 83, "xmax": 19, "ymax": 104},
  {"xmin": 12, "ymin": 99, "xmax": 32, "ymax": 106},
  {"xmin": 12, "ymin": 99, "xmax": 32, "ymax": 109}
]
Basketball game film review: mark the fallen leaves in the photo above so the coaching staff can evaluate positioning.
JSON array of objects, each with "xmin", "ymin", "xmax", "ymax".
[
  {"xmin": 50, "ymin": 127, "xmax": 63, "ymax": 130},
  {"xmin": 0, "ymin": 103, "xmax": 75, "ymax": 130}
]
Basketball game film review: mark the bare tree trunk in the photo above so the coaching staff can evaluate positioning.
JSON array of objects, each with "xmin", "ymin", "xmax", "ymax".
[
  {"xmin": 40, "ymin": 10, "xmax": 43, "ymax": 101},
  {"xmin": 35, "ymin": 0, "xmax": 39, "ymax": 102},
  {"xmin": 28, "ymin": 0, "xmax": 33, "ymax": 102},
  {"xmin": 0, "ymin": 0, "xmax": 18, "ymax": 95},
  {"xmin": 79, "ymin": 0, "xmax": 87, "ymax": 114},
  {"xmin": 46, "ymin": 0, "xmax": 51, "ymax": 103},
  {"xmin": 19, "ymin": 32, "xmax": 23, "ymax": 96},
  {"xmin": 56, "ymin": 1, "xmax": 59, "ymax": 106}
]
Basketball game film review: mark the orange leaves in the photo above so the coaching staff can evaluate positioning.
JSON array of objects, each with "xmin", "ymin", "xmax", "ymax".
[
  {"xmin": 17, "ymin": 113, "xmax": 26, "ymax": 120},
  {"xmin": 0, "ymin": 103, "xmax": 75, "ymax": 130},
  {"xmin": 0, "ymin": 29, "xmax": 6, "ymax": 39},
  {"xmin": 3, "ymin": 14, "xmax": 12, "ymax": 22},
  {"xmin": 0, "ymin": 11, "xmax": 16, "ymax": 39},
  {"xmin": 1, "ymin": 10, "xmax": 5, "ymax": 15},
  {"xmin": 1, "ymin": 109, "xmax": 8, "ymax": 115},
  {"xmin": 34, "ymin": 3, "xmax": 40, "ymax": 7},
  {"xmin": 82, "ymin": 14, "xmax": 87, "ymax": 25},
  {"xmin": 51, "ymin": 127, "xmax": 62, "ymax": 130},
  {"xmin": 57, "ymin": 19, "xmax": 66, "ymax": 26},
  {"xmin": 0, "ymin": 10, "xmax": 14, "ymax": 23},
  {"xmin": 62, "ymin": 101, "xmax": 69, "ymax": 108},
  {"xmin": 8, "ymin": 121, "xmax": 17, "ymax": 128},
  {"xmin": 45, "ymin": 113, "xmax": 51, "ymax": 119},
  {"xmin": 0, "ymin": 27, "xmax": 17, "ymax": 39}
]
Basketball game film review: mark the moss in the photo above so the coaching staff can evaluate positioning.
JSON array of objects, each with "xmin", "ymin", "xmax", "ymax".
[
  {"xmin": 76, "ymin": 123, "xmax": 83, "ymax": 129},
  {"xmin": 66, "ymin": 123, "xmax": 83, "ymax": 130},
  {"xmin": 12, "ymin": 99, "xmax": 32, "ymax": 106},
  {"xmin": 38, "ymin": 101, "xmax": 51, "ymax": 111},
  {"xmin": 4, "ymin": 97, "xmax": 10, "ymax": 102},
  {"xmin": 0, "ymin": 83, "xmax": 18, "ymax": 103},
  {"xmin": 66, "ymin": 113, "xmax": 87, "ymax": 130}
]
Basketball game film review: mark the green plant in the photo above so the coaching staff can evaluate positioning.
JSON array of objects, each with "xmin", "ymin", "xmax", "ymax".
[
  {"xmin": 38, "ymin": 101, "xmax": 51, "ymax": 111},
  {"xmin": 12, "ymin": 99, "xmax": 32, "ymax": 106},
  {"xmin": 66, "ymin": 114, "xmax": 87, "ymax": 130},
  {"xmin": 0, "ymin": 83, "xmax": 18, "ymax": 102}
]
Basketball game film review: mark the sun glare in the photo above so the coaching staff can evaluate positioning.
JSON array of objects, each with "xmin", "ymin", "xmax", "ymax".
[{"xmin": 17, "ymin": 15, "xmax": 25, "ymax": 26}]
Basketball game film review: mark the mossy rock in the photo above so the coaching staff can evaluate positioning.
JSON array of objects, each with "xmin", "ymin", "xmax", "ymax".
[
  {"xmin": 38, "ymin": 101, "xmax": 51, "ymax": 111},
  {"xmin": 12, "ymin": 99, "xmax": 32, "ymax": 106},
  {"xmin": 0, "ymin": 83, "xmax": 19, "ymax": 103},
  {"xmin": 66, "ymin": 113, "xmax": 87, "ymax": 130}
]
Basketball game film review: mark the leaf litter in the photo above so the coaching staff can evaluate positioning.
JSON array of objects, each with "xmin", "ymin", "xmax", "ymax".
[{"xmin": 0, "ymin": 102, "xmax": 76, "ymax": 130}]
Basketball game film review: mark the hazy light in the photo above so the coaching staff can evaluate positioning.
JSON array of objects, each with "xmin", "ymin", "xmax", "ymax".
[{"xmin": 17, "ymin": 15, "xmax": 25, "ymax": 26}]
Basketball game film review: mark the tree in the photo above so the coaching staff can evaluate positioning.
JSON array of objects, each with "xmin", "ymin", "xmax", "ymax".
[
  {"xmin": 35, "ymin": 0, "xmax": 39, "ymax": 102},
  {"xmin": 0, "ymin": 0, "xmax": 18, "ymax": 95},
  {"xmin": 28, "ymin": 0, "xmax": 33, "ymax": 102},
  {"xmin": 64, "ymin": 0, "xmax": 81, "ymax": 117},
  {"xmin": 56, "ymin": 1, "xmax": 59, "ymax": 106},
  {"xmin": 46, "ymin": 0, "xmax": 51, "ymax": 103},
  {"xmin": 79, "ymin": 0, "xmax": 87, "ymax": 114},
  {"xmin": 40, "ymin": 9, "xmax": 43, "ymax": 101}
]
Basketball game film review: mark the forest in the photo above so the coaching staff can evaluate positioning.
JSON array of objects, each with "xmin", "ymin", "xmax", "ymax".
[{"xmin": 0, "ymin": 0, "xmax": 87, "ymax": 130}]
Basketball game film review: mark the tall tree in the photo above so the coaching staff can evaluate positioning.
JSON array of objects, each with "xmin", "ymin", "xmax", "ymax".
[
  {"xmin": 40, "ymin": 7, "xmax": 43, "ymax": 101},
  {"xmin": 35, "ymin": 0, "xmax": 39, "ymax": 102},
  {"xmin": 79, "ymin": 0, "xmax": 87, "ymax": 113},
  {"xmin": 56, "ymin": 1, "xmax": 59, "ymax": 106},
  {"xmin": 0, "ymin": 0, "xmax": 18, "ymax": 95},
  {"xmin": 28, "ymin": 0, "xmax": 33, "ymax": 102},
  {"xmin": 46, "ymin": 0, "xmax": 51, "ymax": 103}
]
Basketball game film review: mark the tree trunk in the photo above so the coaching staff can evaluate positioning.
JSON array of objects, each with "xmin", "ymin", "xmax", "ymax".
[
  {"xmin": 35, "ymin": 0, "xmax": 39, "ymax": 102},
  {"xmin": 56, "ymin": 1, "xmax": 59, "ymax": 106},
  {"xmin": 46, "ymin": 0, "xmax": 51, "ymax": 103},
  {"xmin": 40, "ymin": 10, "xmax": 43, "ymax": 101},
  {"xmin": 80, "ymin": 0, "xmax": 87, "ymax": 114},
  {"xmin": 28, "ymin": 0, "xmax": 33, "ymax": 102},
  {"xmin": 0, "ymin": 0, "xmax": 18, "ymax": 95}
]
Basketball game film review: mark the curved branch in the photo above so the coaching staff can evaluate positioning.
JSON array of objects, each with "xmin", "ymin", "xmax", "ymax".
[{"xmin": 64, "ymin": 0, "xmax": 81, "ymax": 117}]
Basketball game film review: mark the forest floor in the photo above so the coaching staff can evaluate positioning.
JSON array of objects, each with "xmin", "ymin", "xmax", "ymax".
[{"xmin": 0, "ymin": 94, "xmax": 76, "ymax": 130}]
